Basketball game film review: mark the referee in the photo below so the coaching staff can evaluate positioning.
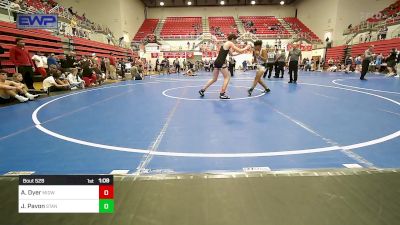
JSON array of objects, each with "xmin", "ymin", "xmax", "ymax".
[
  {"xmin": 287, "ymin": 44, "xmax": 302, "ymax": 83},
  {"xmin": 360, "ymin": 45, "xmax": 374, "ymax": 80}
]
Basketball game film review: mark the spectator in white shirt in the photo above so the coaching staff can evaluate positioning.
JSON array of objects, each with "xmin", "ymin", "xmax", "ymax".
[
  {"xmin": 67, "ymin": 68, "xmax": 85, "ymax": 89},
  {"xmin": 32, "ymin": 52, "xmax": 47, "ymax": 78},
  {"xmin": 42, "ymin": 66, "xmax": 70, "ymax": 93}
]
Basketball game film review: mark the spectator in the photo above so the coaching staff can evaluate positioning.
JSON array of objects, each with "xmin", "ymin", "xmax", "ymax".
[
  {"xmin": 359, "ymin": 34, "xmax": 364, "ymax": 43},
  {"xmin": 11, "ymin": 73, "xmax": 38, "ymax": 100},
  {"xmin": 104, "ymin": 57, "xmax": 110, "ymax": 78},
  {"xmin": 32, "ymin": 52, "xmax": 47, "ymax": 78},
  {"xmin": 68, "ymin": 6, "xmax": 75, "ymax": 15},
  {"xmin": 91, "ymin": 63, "xmax": 105, "ymax": 84},
  {"xmin": 10, "ymin": 0, "xmax": 21, "ymax": 22},
  {"xmin": 396, "ymin": 50, "xmax": 400, "ymax": 78},
  {"xmin": 1, "ymin": 71, "xmax": 35, "ymax": 103},
  {"xmin": 42, "ymin": 66, "xmax": 70, "ymax": 93},
  {"xmin": 81, "ymin": 63, "xmax": 97, "ymax": 87},
  {"xmin": 366, "ymin": 31, "xmax": 372, "ymax": 42},
  {"xmin": 91, "ymin": 53, "xmax": 101, "ymax": 68},
  {"xmin": 47, "ymin": 53, "xmax": 58, "ymax": 68},
  {"xmin": 130, "ymin": 65, "xmax": 139, "ymax": 80},
  {"xmin": 344, "ymin": 57, "xmax": 353, "ymax": 73},
  {"xmin": 107, "ymin": 33, "xmax": 112, "ymax": 44},
  {"xmin": 100, "ymin": 57, "xmax": 106, "ymax": 74},
  {"xmin": 118, "ymin": 37, "xmax": 124, "ymax": 47},
  {"xmin": 381, "ymin": 26, "xmax": 388, "ymax": 40},
  {"xmin": 242, "ymin": 60, "xmax": 248, "ymax": 72},
  {"xmin": 66, "ymin": 68, "xmax": 85, "ymax": 89},
  {"xmin": 108, "ymin": 53, "xmax": 117, "ymax": 80},
  {"xmin": 375, "ymin": 53, "xmax": 383, "ymax": 73},
  {"xmin": 64, "ymin": 51, "xmax": 77, "ymax": 72},
  {"xmin": 386, "ymin": 48, "xmax": 397, "ymax": 76},
  {"xmin": 71, "ymin": 16, "xmax": 78, "ymax": 36},
  {"xmin": 355, "ymin": 55, "xmax": 362, "ymax": 72},
  {"xmin": 10, "ymin": 38, "xmax": 35, "ymax": 89},
  {"xmin": 174, "ymin": 58, "xmax": 180, "ymax": 73}
]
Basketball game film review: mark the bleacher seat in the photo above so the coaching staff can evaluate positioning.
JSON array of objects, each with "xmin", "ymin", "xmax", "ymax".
[
  {"xmin": 325, "ymin": 46, "xmax": 346, "ymax": 65},
  {"xmin": 239, "ymin": 16, "xmax": 289, "ymax": 36},
  {"xmin": 283, "ymin": 17, "xmax": 321, "ymax": 42},
  {"xmin": 72, "ymin": 37, "xmax": 132, "ymax": 59},
  {"xmin": 350, "ymin": 38, "xmax": 400, "ymax": 57},
  {"xmin": 133, "ymin": 19, "xmax": 159, "ymax": 41},
  {"xmin": 208, "ymin": 17, "xmax": 237, "ymax": 39},
  {"xmin": 0, "ymin": 21, "xmax": 64, "ymax": 74},
  {"xmin": 160, "ymin": 17, "xmax": 202, "ymax": 38}
]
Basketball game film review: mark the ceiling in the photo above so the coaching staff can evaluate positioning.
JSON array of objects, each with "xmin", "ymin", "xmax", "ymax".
[{"xmin": 141, "ymin": 0, "xmax": 297, "ymax": 7}]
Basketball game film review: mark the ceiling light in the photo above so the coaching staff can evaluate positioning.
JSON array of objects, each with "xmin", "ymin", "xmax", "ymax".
[
  {"xmin": 251, "ymin": 0, "xmax": 255, "ymax": 4},
  {"xmin": 280, "ymin": 1, "xmax": 285, "ymax": 5},
  {"xmin": 188, "ymin": 1, "xmax": 192, "ymax": 5},
  {"xmin": 160, "ymin": 1, "xmax": 164, "ymax": 6},
  {"xmin": 220, "ymin": 1, "xmax": 225, "ymax": 5}
]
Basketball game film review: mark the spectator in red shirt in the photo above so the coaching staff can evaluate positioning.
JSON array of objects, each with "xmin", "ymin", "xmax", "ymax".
[
  {"xmin": 10, "ymin": 38, "xmax": 35, "ymax": 89},
  {"xmin": 109, "ymin": 52, "xmax": 117, "ymax": 80}
]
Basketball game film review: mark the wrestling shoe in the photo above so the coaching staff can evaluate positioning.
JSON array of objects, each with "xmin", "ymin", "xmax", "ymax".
[
  {"xmin": 248, "ymin": 88, "xmax": 253, "ymax": 96},
  {"xmin": 219, "ymin": 92, "xmax": 230, "ymax": 99},
  {"xmin": 199, "ymin": 89, "xmax": 205, "ymax": 97}
]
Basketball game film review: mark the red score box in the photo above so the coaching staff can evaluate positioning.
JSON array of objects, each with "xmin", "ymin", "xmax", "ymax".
[{"xmin": 99, "ymin": 185, "xmax": 114, "ymax": 199}]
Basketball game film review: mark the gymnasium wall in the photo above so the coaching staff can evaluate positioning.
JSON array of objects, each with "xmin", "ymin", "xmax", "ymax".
[
  {"xmin": 295, "ymin": 0, "xmax": 397, "ymax": 46},
  {"xmin": 147, "ymin": 5, "xmax": 296, "ymax": 18},
  {"xmin": 57, "ymin": 0, "xmax": 145, "ymax": 41}
]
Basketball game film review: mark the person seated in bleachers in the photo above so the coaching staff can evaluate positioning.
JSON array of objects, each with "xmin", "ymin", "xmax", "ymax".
[
  {"xmin": 42, "ymin": 68, "xmax": 71, "ymax": 93},
  {"xmin": 67, "ymin": 68, "xmax": 85, "ymax": 89}
]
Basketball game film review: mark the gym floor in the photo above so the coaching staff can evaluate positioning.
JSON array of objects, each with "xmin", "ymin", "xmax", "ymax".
[{"xmin": 0, "ymin": 71, "xmax": 399, "ymax": 175}]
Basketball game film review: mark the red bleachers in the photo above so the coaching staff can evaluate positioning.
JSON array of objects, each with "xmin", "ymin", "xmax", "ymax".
[
  {"xmin": 283, "ymin": 17, "xmax": 321, "ymax": 42},
  {"xmin": 239, "ymin": 16, "xmax": 289, "ymax": 36},
  {"xmin": 26, "ymin": 0, "xmax": 53, "ymax": 13},
  {"xmin": 325, "ymin": 46, "xmax": 346, "ymax": 64},
  {"xmin": 367, "ymin": 0, "xmax": 400, "ymax": 23},
  {"xmin": 161, "ymin": 17, "xmax": 202, "ymax": 37},
  {"xmin": 72, "ymin": 37, "xmax": 132, "ymax": 59},
  {"xmin": 0, "ymin": 21, "xmax": 64, "ymax": 74},
  {"xmin": 350, "ymin": 38, "xmax": 400, "ymax": 57},
  {"xmin": 0, "ymin": 20, "xmax": 133, "ymax": 75},
  {"xmin": 208, "ymin": 17, "xmax": 237, "ymax": 39},
  {"xmin": 133, "ymin": 19, "xmax": 159, "ymax": 41}
]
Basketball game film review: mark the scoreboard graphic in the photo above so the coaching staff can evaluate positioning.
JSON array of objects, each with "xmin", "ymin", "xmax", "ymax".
[{"xmin": 18, "ymin": 175, "xmax": 114, "ymax": 213}]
